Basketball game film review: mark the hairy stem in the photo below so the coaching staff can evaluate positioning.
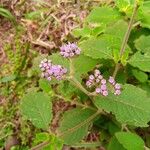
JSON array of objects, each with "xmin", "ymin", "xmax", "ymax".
[
  {"xmin": 69, "ymin": 76, "xmax": 91, "ymax": 96},
  {"xmin": 31, "ymin": 141, "xmax": 50, "ymax": 150},
  {"xmin": 113, "ymin": 1, "xmax": 139, "ymax": 78},
  {"xmin": 54, "ymin": 94, "xmax": 96, "ymax": 111}
]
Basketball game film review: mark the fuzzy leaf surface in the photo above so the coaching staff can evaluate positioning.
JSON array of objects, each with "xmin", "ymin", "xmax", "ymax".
[
  {"xmin": 58, "ymin": 108, "xmax": 96, "ymax": 145},
  {"xmin": 21, "ymin": 92, "xmax": 52, "ymax": 129},
  {"xmin": 115, "ymin": 132, "xmax": 144, "ymax": 150},
  {"xmin": 94, "ymin": 84, "xmax": 150, "ymax": 127},
  {"xmin": 129, "ymin": 52, "xmax": 150, "ymax": 72}
]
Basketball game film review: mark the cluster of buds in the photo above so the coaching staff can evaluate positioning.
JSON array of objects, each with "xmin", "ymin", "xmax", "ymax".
[
  {"xmin": 39, "ymin": 58, "xmax": 67, "ymax": 81},
  {"xmin": 60, "ymin": 42, "xmax": 81, "ymax": 58},
  {"xmin": 108, "ymin": 76, "xmax": 121, "ymax": 95},
  {"xmin": 86, "ymin": 70, "xmax": 121, "ymax": 96},
  {"xmin": 86, "ymin": 69, "xmax": 108, "ymax": 96}
]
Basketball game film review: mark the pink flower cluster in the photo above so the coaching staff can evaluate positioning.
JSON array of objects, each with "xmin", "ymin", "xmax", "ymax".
[
  {"xmin": 86, "ymin": 69, "xmax": 108, "ymax": 96},
  {"xmin": 86, "ymin": 70, "xmax": 121, "ymax": 96},
  {"xmin": 39, "ymin": 58, "xmax": 67, "ymax": 81},
  {"xmin": 108, "ymin": 76, "xmax": 121, "ymax": 95},
  {"xmin": 60, "ymin": 42, "xmax": 81, "ymax": 58}
]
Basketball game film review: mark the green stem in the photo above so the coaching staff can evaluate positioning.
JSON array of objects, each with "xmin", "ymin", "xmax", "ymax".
[
  {"xmin": 69, "ymin": 76, "xmax": 91, "ymax": 96},
  {"xmin": 31, "ymin": 141, "xmax": 50, "ymax": 150},
  {"xmin": 113, "ymin": 1, "xmax": 139, "ymax": 78},
  {"xmin": 54, "ymin": 94, "xmax": 96, "ymax": 111}
]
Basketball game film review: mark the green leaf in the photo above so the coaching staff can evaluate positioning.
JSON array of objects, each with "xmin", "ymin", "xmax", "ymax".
[
  {"xmin": 94, "ymin": 84, "xmax": 150, "ymax": 127},
  {"xmin": 73, "ymin": 54, "xmax": 99, "ymax": 80},
  {"xmin": 108, "ymin": 137, "xmax": 126, "ymax": 150},
  {"xmin": 105, "ymin": 20, "xmax": 131, "ymax": 64},
  {"xmin": 48, "ymin": 53, "xmax": 69, "ymax": 70},
  {"xmin": 0, "ymin": 7, "xmax": 16, "ymax": 24},
  {"xmin": 33, "ymin": 132, "xmax": 50, "ymax": 145},
  {"xmin": 24, "ymin": 11, "xmax": 41, "ymax": 20},
  {"xmin": 57, "ymin": 81, "xmax": 78, "ymax": 100},
  {"xmin": 58, "ymin": 108, "xmax": 96, "ymax": 145},
  {"xmin": 138, "ymin": 1, "xmax": 150, "ymax": 29},
  {"xmin": 21, "ymin": 92, "xmax": 52, "ymax": 129},
  {"xmin": 72, "ymin": 27, "xmax": 91, "ymax": 38},
  {"xmin": 106, "ymin": 20, "xmax": 128, "ymax": 40},
  {"xmin": 0, "ymin": 74, "xmax": 16, "ymax": 83},
  {"xmin": 132, "ymin": 69, "xmax": 148, "ymax": 83},
  {"xmin": 39, "ymin": 79, "xmax": 52, "ymax": 93},
  {"xmin": 135, "ymin": 35, "xmax": 150, "ymax": 53},
  {"xmin": 128, "ymin": 52, "xmax": 150, "ymax": 72},
  {"xmin": 115, "ymin": 0, "xmax": 134, "ymax": 14},
  {"xmin": 115, "ymin": 132, "xmax": 145, "ymax": 150},
  {"xmin": 80, "ymin": 36, "xmax": 113, "ymax": 60},
  {"xmin": 86, "ymin": 6, "xmax": 121, "ymax": 25}
]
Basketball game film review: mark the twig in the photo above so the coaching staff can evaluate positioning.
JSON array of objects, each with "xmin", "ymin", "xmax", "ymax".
[
  {"xmin": 31, "ymin": 141, "xmax": 50, "ymax": 150},
  {"xmin": 113, "ymin": 1, "xmax": 139, "ymax": 78}
]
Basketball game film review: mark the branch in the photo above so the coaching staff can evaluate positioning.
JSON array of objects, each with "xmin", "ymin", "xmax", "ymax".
[
  {"xmin": 113, "ymin": 1, "xmax": 139, "ymax": 78},
  {"xmin": 31, "ymin": 141, "xmax": 50, "ymax": 150}
]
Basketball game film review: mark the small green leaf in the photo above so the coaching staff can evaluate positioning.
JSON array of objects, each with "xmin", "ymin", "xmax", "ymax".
[
  {"xmin": 115, "ymin": 0, "xmax": 134, "ymax": 14},
  {"xmin": 24, "ymin": 11, "xmax": 41, "ymax": 20},
  {"xmin": 0, "ymin": 7, "xmax": 16, "ymax": 24},
  {"xmin": 72, "ymin": 27, "xmax": 91, "ymax": 38},
  {"xmin": 0, "ymin": 74, "xmax": 16, "ymax": 83},
  {"xmin": 115, "ymin": 132, "xmax": 145, "ymax": 150},
  {"xmin": 58, "ymin": 108, "xmax": 96, "ymax": 145},
  {"xmin": 135, "ymin": 35, "xmax": 150, "ymax": 53},
  {"xmin": 48, "ymin": 53, "xmax": 69, "ymax": 70},
  {"xmin": 21, "ymin": 92, "xmax": 52, "ymax": 129},
  {"xmin": 39, "ymin": 79, "xmax": 52, "ymax": 93},
  {"xmin": 138, "ymin": 1, "xmax": 150, "ymax": 29},
  {"xmin": 132, "ymin": 69, "xmax": 148, "ymax": 83},
  {"xmin": 108, "ymin": 137, "xmax": 126, "ymax": 150},
  {"xmin": 129, "ymin": 52, "xmax": 150, "ymax": 72},
  {"xmin": 73, "ymin": 54, "xmax": 99, "ymax": 80},
  {"xmin": 94, "ymin": 84, "xmax": 150, "ymax": 127}
]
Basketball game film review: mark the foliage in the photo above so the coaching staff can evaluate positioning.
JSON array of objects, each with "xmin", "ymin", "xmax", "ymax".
[{"xmin": 1, "ymin": 0, "xmax": 150, "ymax": 149}]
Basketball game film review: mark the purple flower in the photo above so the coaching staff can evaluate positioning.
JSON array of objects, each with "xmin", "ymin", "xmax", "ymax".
[
  {"xmin": 114, "ymin": 89, "xmax": 121, "ymax": 95},
  {"xmin": 101, "ymin": 84, "xmax": 107, "ymax": 90},
  {"xmin": 102, "ymin": 90, "xmax": 108, "ymax": 96},
  {"xmin": 101, "ymin": 79, "xmax": 106, "ymax": 84},
  {"xmin": 39, "ymin": 59, "xmax": 67, "ymax": 81},
  {"xmin": 60, "ymin": 42, "xmax": 81, "ymax": 58},
  {"xmin": 115, "ymin": 83, "xmax": 121, "ymax": 90},
  {"xmin": 108, "ymin": 76, "xmax": 115, "ymax": 85},
  {"xmin": 89, "ymin": 75, "xmax": 95, "ymax": 80},
  {"xmin": 95, "ymin": 88, "xmax": 101, "ymax": 93}
]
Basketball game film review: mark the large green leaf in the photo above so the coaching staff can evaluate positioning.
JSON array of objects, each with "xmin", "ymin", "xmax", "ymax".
[
  {"xmin": 128, "ymin": 52, "xmax": 150, "ymax": 72},
  {"xmin": 21, "ymin": 92, "xmax": 52, "ymax": 129},
  {"xmin": 115, "ymin": 132, "xmax": 144, "ymax": 150},
  {"xmin": 94, "ymin": 84, "xmax": 150, "ymax": 127},
  {"xmin": 135, "ymin": 35, "xmax": 150, "ymax": 53},
  {"xmin": 80, "ymin": 36, "xmax": 113, "ymax": 60},
  {"xmin": 86, "ymin": 6, "xmax": 121, "ymax": 25},
  {"xmin": 58, "ymin": 108, "xmax": 96, "ymax": 145}
]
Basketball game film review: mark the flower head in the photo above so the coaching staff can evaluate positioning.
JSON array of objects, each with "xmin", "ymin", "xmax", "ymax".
[
  {"xmin": 39, "ymin": 59, "xmax": 67, "ymax": 81},
  {"xmin": 60, "ymin": 42, "xmax": 81, "ymax": 58}
]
